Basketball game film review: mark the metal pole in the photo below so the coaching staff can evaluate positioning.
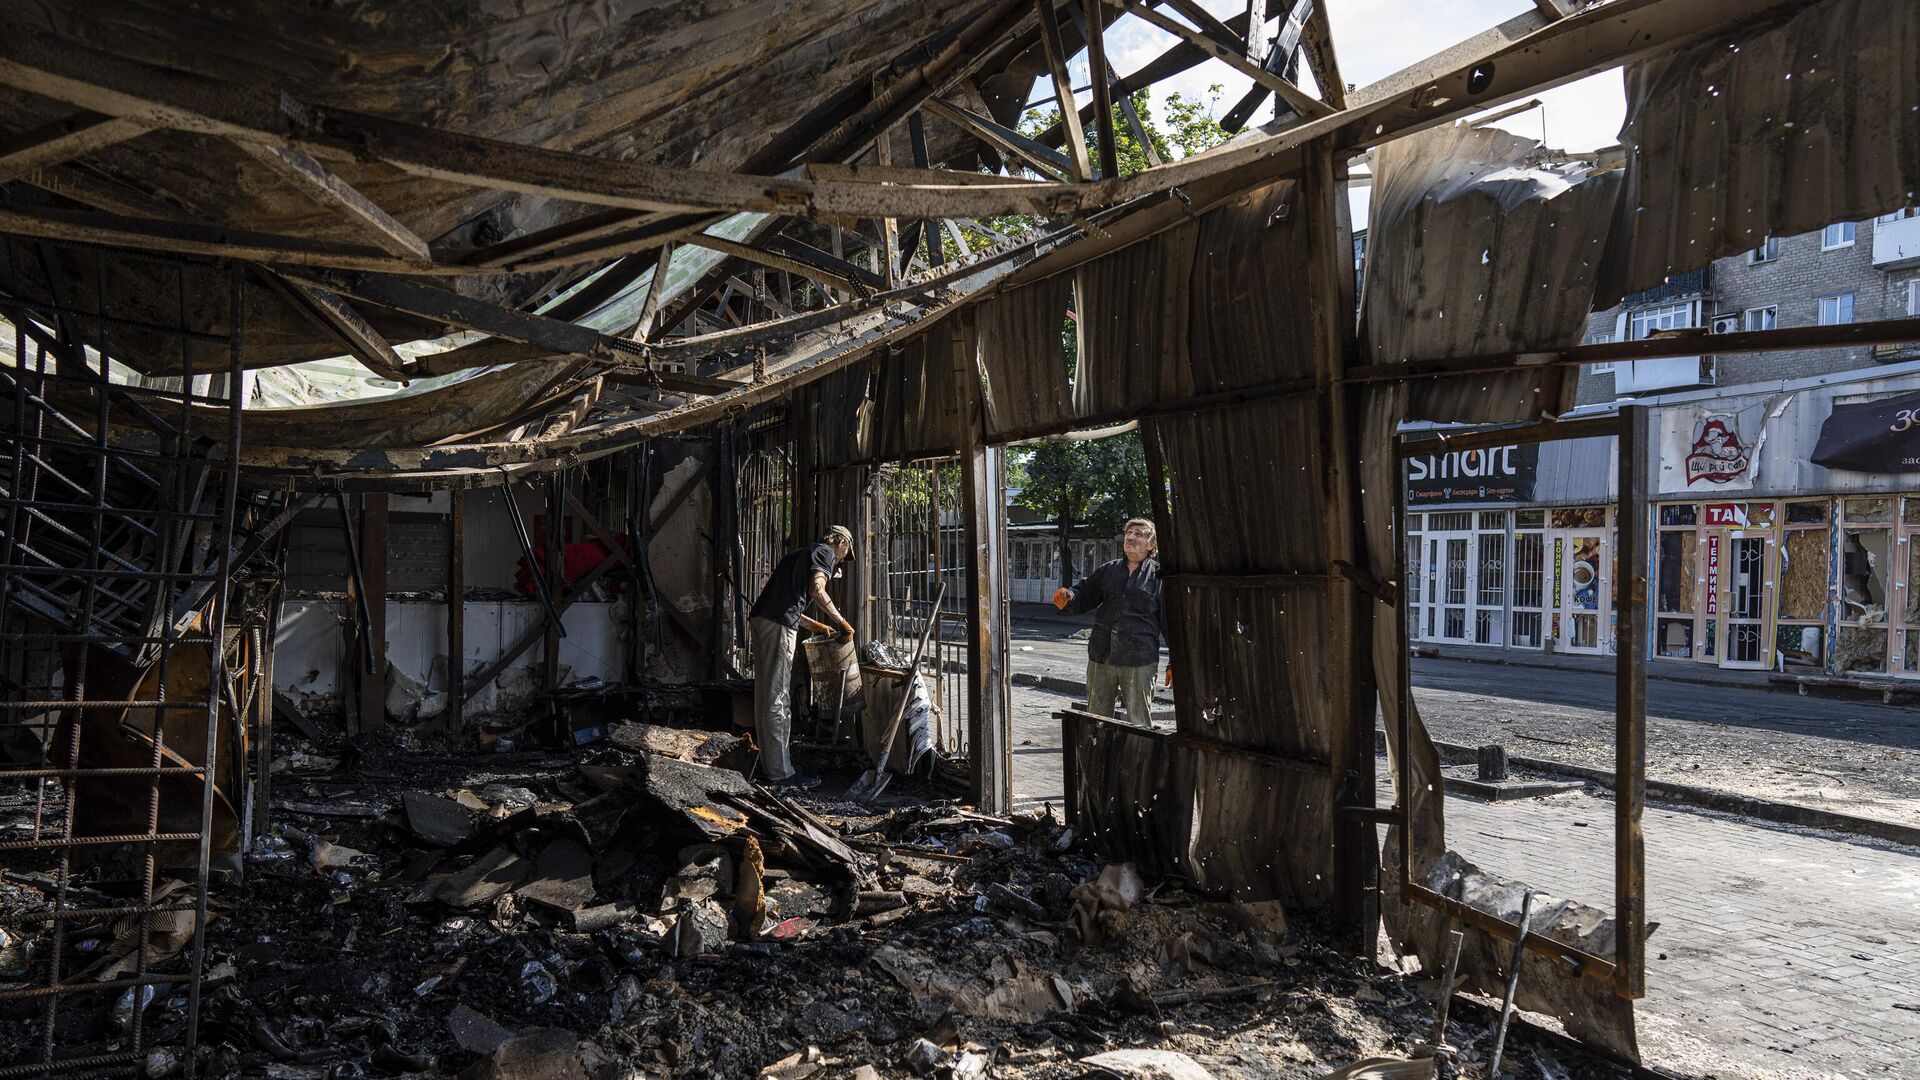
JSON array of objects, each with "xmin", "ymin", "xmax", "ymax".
[
  {"xmin": 1614, "ymin": 405, "xmax": 1649, "ymax": 999},
  {"xmin": 1487, "ymin": 889, "xmax": 1537, "ymax": 1077}
]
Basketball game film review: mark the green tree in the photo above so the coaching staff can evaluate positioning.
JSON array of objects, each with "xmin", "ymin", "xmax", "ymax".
[{"xmin": 1009, "ymin": 432, "xmax": 1151, "ymax": 586}]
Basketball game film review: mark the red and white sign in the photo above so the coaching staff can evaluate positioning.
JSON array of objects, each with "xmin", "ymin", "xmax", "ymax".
[
  {"xmin": 1703, "ymin": 503, "xmax": 1749, "ymax": 528},
  {"xmin": 1705, "ymin": 533, "xmax": 1720, "ymax": 615}
]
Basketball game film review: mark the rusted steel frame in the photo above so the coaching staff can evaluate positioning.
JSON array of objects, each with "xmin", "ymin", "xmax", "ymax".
[
  {"xmin": 1390, "ymin": 410, "xmax": 1648, "ymax": 996},
  {"xmin": 1405, "ymin": 882, "xmax": 1618, "ymax": 982},
  {"xmin": 1077, "ymin": 0, "xmax": 1120, "ymax": 180},
  {"xmin": 1615, "ymin": 405, "xmax": 1649, "ymax": 999},
  {"xmin": 1034, "ymin": 0, "xmax": 1092, "ymax": 182},
  {"xmin": 0, "ymin": 2, "xmax": 1782, "ymax": 240},
  {"xmin": 0, "ymin": 1051, "xmax": 142, "ymax": 1078},
  {"xmin": 1104, "ymin": 0, "xmax": 1332, "ymax": 120},
  {"xmin": 961, "ymin": 321, "xmax": 1012, "ymax": 812},
  {"xmin": 0, "ymin": 699, "xmax": 209, "ymax": 710},
  {"xmin": 182, "ymin": 262, "xmax": 246, "ymax": 1058},
  {"xmin": 684, "ymin": 234, "xmax": 868, "ymax": 296},
  {"xmin": 1300, "ymin": 0, "xmax": 1347, "ymax": 110},
  {"xmin": 1304, "ymin": 142, "xmax": 1373, "ymax": 951},
  {"xmin": 0, "ymin": 904, "xmax": 196, "ymax": 926},
  {"xmin": 923, "ymin": 97, "xmax": 1073, "ymax": 180},
  {"xmin": 1030, "ymin": 9, "xmax": 1251, "ymax": 149},
  {"xmin": 0, "ymin": 973, "xmax": 193, "ymax": 1003},
  {"xmin": 232, "ymin": 141, "xmax": 432, "ymax": 263},
  {"xmin": 0, "ymin": 831, "xmax": 203, "ymax": 851},
  {"xmin": 544, "ymin": 472, "xmax": 565, "ymax": 692},
  {"xmin": 446, "ymin": 488, "xmax": 464, "ymax": 733},
  {"xmin": 0, "ymin": 111, "xmax": 146, "ymax": 182},
  {"xmin": 1399, "ymin": 414, "xmax": 1621, "ymax": 456},
  {"xmin": 0, "ymin": 205, "xmax": 431, "ymax": 274},
  {"xmin": 1348, "ymin": 315, "xmax": 1920, "ymax": 383},
  {"xmin": 257, "ymin": 270, "xmax": 413, "ymax": 384},
  {"xmin": 631, "ymin": 243, "xmax": 676, "ymax": 343},
  {"xmin": 1, "ymin": 766, "xmax": 205, "ymax": 779},
  {"xmin": 334, "ymin": 494, "xmax": 377, "ymax": 678},
  {"xmin": 1221, "ymin": 0, "xmax": 1315, "ymax": 131},
  {"xmin": 1392, "ymin": 426, "xmax": 1414, "ymax": 892},
  {"xmin": 283, "ymin": 269, "xmax": 616, "ymax": 360},
  {"xmin": 0, "ymin": 294, "xmax": 227, "ymax": 346},
  {"xmin": 497, "ymin": 481, "xmax": 566, "ymax": 642}
]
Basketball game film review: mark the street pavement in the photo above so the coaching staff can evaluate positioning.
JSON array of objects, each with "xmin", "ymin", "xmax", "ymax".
[
  {"xmin": 1011, "ymin": 603, "xmax": 1920, "ymax": 829},
  {"xmin": 1006, "ymin": 680, "xmax": 1920, "ymax": 1079}
]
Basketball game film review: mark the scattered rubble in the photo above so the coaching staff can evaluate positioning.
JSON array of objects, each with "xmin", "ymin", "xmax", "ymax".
[{"xmin": 0, "ymin": 723, "xmax": 1642, "ymax": 1079}]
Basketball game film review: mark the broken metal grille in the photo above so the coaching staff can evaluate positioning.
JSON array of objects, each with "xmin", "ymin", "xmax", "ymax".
[
  {"xmin": 734, "ymin": 440, "xmax": 793, "ymax": 669},
  {"xmin": 868, "ymin": 459, "xmax": 969, "ymax": 762},
  {"xmin": 0, "ymin": 251, "xmax": 247, "ymax": 1078}
]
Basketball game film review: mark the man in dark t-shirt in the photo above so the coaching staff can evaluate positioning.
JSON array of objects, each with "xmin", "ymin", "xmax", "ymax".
[{"xmin": 747, "ymin": 525, "xmax": 855, "ymax": 787}]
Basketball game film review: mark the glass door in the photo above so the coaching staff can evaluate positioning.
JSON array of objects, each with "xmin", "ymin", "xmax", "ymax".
[
  {"xmin": 1719, "ymin": 530, "xmax": 1772, "ymax": 668},
  {"xmin": 1558, "ymin": 531, "xmax": 1607, "ymax": 653}
]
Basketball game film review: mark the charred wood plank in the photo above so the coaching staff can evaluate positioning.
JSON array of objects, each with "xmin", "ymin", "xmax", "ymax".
[{"xmin": 0, "ymin": 112, "xmax": 146, "ymax": 182}]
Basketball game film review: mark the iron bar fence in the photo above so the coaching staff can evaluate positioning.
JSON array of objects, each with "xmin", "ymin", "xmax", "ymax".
[{"xmin": 0, "ymin": 244, "xmax": 251, "ymax": 1077}]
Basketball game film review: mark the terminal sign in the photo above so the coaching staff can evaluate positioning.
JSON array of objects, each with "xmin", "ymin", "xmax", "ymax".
[{"xmin": 1405, "ymin": 443, "xmax": 1539, "ymax": 505}]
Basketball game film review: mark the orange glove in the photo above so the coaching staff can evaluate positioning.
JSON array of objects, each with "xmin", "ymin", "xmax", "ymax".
[
  {"xmin": 1052, "ymin": 587, "xmax": 1072, "ymax": 610},
  {"xmin": 1164, "ymin": 665, "xmax": 1173, "ymax": 689}
]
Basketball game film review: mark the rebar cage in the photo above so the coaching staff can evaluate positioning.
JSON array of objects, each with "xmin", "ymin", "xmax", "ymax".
[{"xmin": 0, "ymin": 247, "xmax": 251, "ymax": 1077}]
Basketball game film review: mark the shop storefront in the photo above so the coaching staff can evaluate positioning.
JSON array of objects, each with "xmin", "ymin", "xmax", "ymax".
[{"xmin": 1405, "ymin": 365, "xmax": 1920, "ymax": 680}]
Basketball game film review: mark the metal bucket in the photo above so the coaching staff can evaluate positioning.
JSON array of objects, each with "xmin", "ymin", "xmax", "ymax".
[{"xmin": 802, "ymin": 635, "xmax": 862, "ymax": 718}]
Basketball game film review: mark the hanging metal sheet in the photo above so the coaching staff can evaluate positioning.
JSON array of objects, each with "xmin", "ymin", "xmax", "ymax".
[{"xmin": 1598, "ymin": 0, "xmax": 1920, "ymax": 305}]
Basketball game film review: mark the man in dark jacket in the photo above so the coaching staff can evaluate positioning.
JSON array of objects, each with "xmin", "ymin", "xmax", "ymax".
[
  {"xmin": 748, "ymin": 525, "xmax": 856, "ymax": 788},
  {"xmin": 1052, "ymin": 518, "xmax": 1168, "ymax": 725}
]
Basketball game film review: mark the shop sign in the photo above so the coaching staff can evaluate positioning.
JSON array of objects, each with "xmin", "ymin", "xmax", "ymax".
[
  {"xmin": 1702, "ymin": 503, "xmax": 1749, "ymax": 527},
  {"xmin": 1705, "ymin": 533, "xmax": 1720, "ymax": 615},
  {"xmin": 1404, "ymin": 442, "xmax": 1538, "ymax": 505},
  {"xmin": 1684, "ymin": 415, "xmax": 1752, "ymax": 485},
  {"xmin": 1659, "ymin": 400, "xmax": 1783, "ymax": 493},
  {"xmin": 1810, "ymin": 389, "xmax": 1920, "ymax": 472}
]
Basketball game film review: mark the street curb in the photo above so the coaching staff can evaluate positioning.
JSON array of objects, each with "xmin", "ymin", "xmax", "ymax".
[
  {"xmin": 1412, "ymin": 646, "xmax": 1782, "ymax": 694},
  {"xmin": 1011, "ymin": 671, "xmax": 1173, "ymax": 702},
  {"xmin": 1419, "ymin": 734, "xmax": 1920, "ymax": 850}
]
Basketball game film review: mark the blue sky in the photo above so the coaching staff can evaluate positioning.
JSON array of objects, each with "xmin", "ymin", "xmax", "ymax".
[{"xmin": 1048, "ymin": 0, "xmax": 1629, "ymax": 224}]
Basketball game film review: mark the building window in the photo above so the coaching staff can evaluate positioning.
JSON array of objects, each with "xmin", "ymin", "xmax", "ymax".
[
  {"xmin": 1587, "ymin": 330, "xmax": 1614, "ymax": 373},
  {"xmin": 1876, "ymin": 207, "xmax": 1916, "ymax": 225},
  {"xmin": 1746, "ymin": 236, "xmax": 1781, "ymax": 263},
  {"xmin": 1628, "ymin": 302, "xmax": 1696, "ymax": 340},
  {"xmin": 1909, "ymin": 280, "xmax": 1920, "ymax": 317},
  {"xmin": 1743, "ymin": 305, "xmax": 1777, "ymax": 332},
  {"xmin": 1817, "ymin": 293, "xmax": 1855, "ymax": 325},
  {"xmin": 1820, "ymin": 221, "xmax": 1856, "ymax": 250}
]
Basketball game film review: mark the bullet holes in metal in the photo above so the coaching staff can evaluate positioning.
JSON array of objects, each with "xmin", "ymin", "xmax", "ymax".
[{"xmin": 1467, "ymin": 63, "xmax": 1495, "ymax": 95}]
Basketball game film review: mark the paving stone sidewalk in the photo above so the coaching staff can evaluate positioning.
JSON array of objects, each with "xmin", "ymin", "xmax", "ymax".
[{"xmin": 1007, "ymin": 684, "xmax": 1920, "ymax": 1079}]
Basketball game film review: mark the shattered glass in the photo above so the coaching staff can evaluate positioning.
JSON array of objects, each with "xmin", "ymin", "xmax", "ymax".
[{"xmin": 1840, "ymin": 529, "xmax": 1890, "ymax": 624}]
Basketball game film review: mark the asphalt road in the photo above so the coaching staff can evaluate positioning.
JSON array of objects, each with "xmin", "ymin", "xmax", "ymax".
[{"xmin": 1010, "ymin": 604, "xmax": 1920, "ymax": 826}]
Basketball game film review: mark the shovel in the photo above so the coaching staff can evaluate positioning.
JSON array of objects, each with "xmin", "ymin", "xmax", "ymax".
[{"xmin": 847, "ymin": 581, "xmax": 945, "ymax": 803}]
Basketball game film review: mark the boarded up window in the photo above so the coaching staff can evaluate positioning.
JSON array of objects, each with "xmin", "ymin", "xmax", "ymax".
[{"xmin": 1777, "ymin": 529, "xmax": 1830, "ymax": 621}]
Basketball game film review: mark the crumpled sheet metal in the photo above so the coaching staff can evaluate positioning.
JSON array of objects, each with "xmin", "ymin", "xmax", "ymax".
[
  {"xmin": 1148, "ymin": 396, "xmax": 1325, "ymax": 575},
  {"xmin": 1186, "ymin": 180, "xmax": 1316, "ymax": 393},
  {"xmin": 975, "ymin": 275, "xmax": 1075, "ymax": 439},
  {"xmin": 1061, "ymin": 712, "xmax": 1335, "ymax": 913},
  {"xmin": 1381, "ymin": 836, "xmax": 1639, "ymax": 1061},
  {"xmin": 1362, "ymin": 122, "xmax": 1615, "ymax": 424},
  {"xmin": 1165, "ymin": 577, "xmax": 1331, "ymax": 761},
  {"xmin": 1599, "ymin": 0, "xmax": 1920, "ymax": 308},
  {"xmin": 1061, "ymin": 712, "xmax": 1185, "ymax": 877},
  {"xmin": 801, "ymin": 314, "xmax": 970, "ymax": 470},
  {"xmin": 1073, "ymin": 221, "xmax": 1199, "ymax": 417}
]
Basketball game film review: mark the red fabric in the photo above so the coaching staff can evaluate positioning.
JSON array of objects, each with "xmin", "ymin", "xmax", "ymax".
[{"xmin": 515, "ymin": 538, "xmax": 627, "ymax": 598}]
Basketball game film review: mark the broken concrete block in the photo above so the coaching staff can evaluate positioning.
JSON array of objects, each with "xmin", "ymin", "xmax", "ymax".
[
  {"xmin": 516, "ymin": 838, "xmax": 596, "ymax": 916},
  {"xmin": 403, "ymin": 791, "xmax": 475, "ymax": 848},
  {"xmin": 457, "ymin": 1029, "xmax": 586, "ymax": 1080},
  {"xmin": 447, "ymin": 1004, "xmax": 515, "ymax": 1055},
  {"xmin": 671, "ymin": 899, "xmax": 728, "ymax": 957},
  {"xmin": 1078, "ymin": 1049, "xmax": 1217, "ymax": 1079},
  {"xmin": 409, "ymin": 846, "xmax": 532, "ymax": 909}
]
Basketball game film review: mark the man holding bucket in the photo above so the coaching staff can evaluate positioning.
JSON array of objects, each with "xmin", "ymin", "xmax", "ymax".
[{"xmin": 748, "ymin": 525, "xmax": 856, "ymax": 789}]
